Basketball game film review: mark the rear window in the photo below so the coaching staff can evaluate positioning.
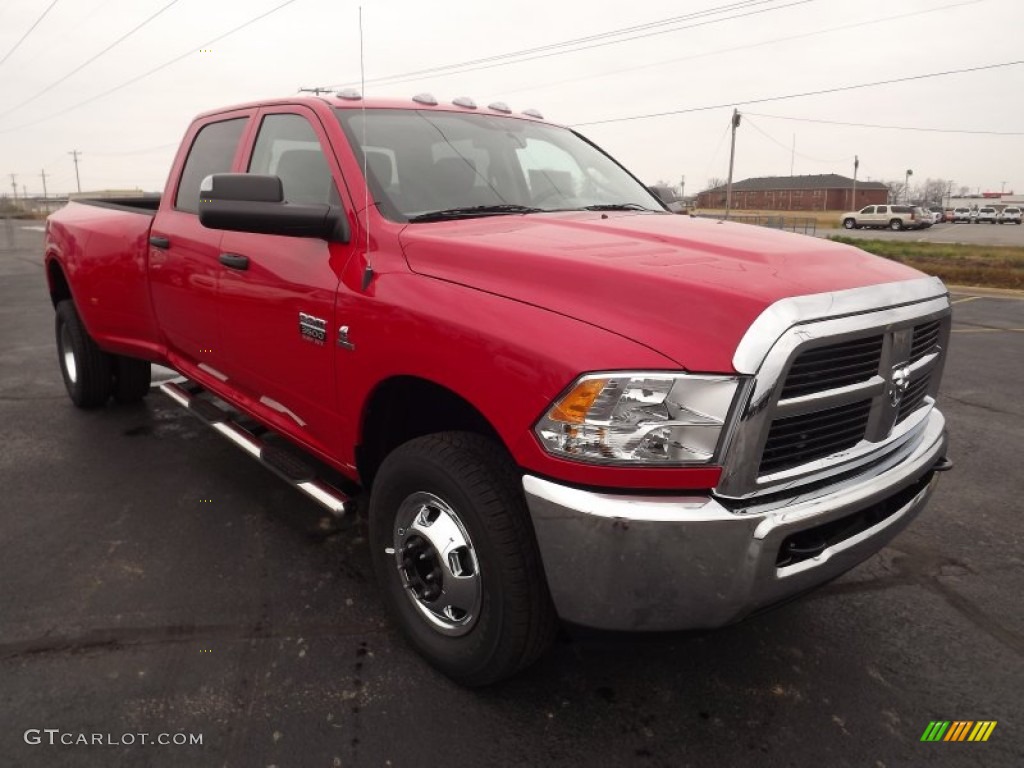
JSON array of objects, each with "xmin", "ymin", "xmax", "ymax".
[{"xmin": 1004, "ymin": 207, "xmax": 1021, "ymax": 213}]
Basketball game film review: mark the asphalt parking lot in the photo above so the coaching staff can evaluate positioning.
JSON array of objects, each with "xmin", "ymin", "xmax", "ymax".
[
  {"xmin": 1, "ymin": 225, "xmax": 1022, "ymax": 767},
  {"xmin": 819, "ymin": 219, "xmax": 1024, "ymax": 246}
]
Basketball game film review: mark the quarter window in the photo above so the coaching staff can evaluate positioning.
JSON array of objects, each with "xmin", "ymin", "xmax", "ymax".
[{"xmin": 175, "ymin": 118, "xmax": 247, "ymax": 213}]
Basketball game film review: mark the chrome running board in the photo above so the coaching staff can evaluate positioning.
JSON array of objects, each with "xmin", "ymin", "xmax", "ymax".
[{"xmin": 159, "ymin": 378, "xmax": 354, "ymax": 519}]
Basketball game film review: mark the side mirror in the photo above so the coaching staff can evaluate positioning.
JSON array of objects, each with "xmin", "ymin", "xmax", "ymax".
[{"xmin": 198, "ymin": 173, "xmax": 349, "ymax": 242}]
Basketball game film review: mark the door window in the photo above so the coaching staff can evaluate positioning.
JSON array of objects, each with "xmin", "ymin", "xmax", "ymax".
[
  {"xmin": 174, "ymin": 118, "xmax": 247, "ymax": 213},
  {"xmin": 249, "ymin": 114, "xmax": 339, "ymax": 206},
  {"xmin": 860, "ymin": 206, "xmax": 875, "ymax": 214},
  {"xmin": 877, "ymin": 206, "xmax": 888, "ymax": 214}
]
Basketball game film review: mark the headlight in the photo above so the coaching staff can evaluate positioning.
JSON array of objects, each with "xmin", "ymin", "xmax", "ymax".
[{"xmin": 534, "ymin": 373, "xmax": 741, "ymax": 465}]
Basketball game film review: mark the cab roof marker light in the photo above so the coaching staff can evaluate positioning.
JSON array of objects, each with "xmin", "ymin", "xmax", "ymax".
[
  {"xmin": 336, "ymin": 88, "xmax": 362, "ymax": 100},
  {"xmin": 488, "ymin": 101, "xmax": 511, "ymax": 114},
  {"xmin": 412, "ymin": 93, "xmax": 438, "ymax": 105},
  {"xmin": 453, "ymin": 96, "xmax": 477, "ymax": 109},
  {"xmin": 522, "ymin": 108, "xmax": 544, "ymax": 119}
]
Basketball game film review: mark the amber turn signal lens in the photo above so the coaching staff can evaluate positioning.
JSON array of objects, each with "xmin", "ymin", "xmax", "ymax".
[{"xmin": 548, "ymin": 378, "xmax": 609, "ymax": 424}]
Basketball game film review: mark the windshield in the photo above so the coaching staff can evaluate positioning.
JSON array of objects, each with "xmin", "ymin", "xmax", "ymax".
[{"xmin": 335, "ymin": 108, "xmax": 664, "ymax": 221}]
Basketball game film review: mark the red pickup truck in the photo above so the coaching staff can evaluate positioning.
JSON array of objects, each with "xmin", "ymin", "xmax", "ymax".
[{"xmin": 44, "ymin": 95, "xmax": 952, "ymax": 685}]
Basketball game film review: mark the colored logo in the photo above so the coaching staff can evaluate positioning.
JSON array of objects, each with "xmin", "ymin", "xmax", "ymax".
[{"xmin": 920, "ymin": 721, "xmax": 997, "ymax": 742}]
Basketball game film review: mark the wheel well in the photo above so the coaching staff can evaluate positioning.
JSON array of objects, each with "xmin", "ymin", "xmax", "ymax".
[
  {"xmin": 357, "ymin": 377, "xmax": 504, "ymax": 489},
  {"xmin": 47, "ymin": 259, "xmax": 72, "ymax": 307}
]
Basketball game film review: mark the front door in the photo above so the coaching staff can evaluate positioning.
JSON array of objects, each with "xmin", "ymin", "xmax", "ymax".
[{"xmin": 216, "ymin": 108, "xmax": 353, "ymax": 456}]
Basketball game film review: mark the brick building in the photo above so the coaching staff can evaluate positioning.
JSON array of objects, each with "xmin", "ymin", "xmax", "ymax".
[{"xmin": 697, "ymin": 174, "xmax": 889, "ymax": 211}]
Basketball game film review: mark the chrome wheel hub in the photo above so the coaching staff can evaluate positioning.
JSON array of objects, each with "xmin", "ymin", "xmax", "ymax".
[
  {"xmin": 59, "ymin": 323, "xmax": 77, "ymax": 384},
  {"xmin": 391, "ymin": 492, "xmax": 481, "ymax": 636}
]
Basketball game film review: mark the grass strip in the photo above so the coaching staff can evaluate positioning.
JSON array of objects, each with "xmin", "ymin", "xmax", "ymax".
[{"xmin": 827, "ymin": 237, "xmax": 1024, "ymax": 290}]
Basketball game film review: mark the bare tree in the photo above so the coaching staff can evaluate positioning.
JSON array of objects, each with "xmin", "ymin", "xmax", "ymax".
[
  {"xmin": 914, "ymin": 178, "xmax": 948, "ymax": 206},
  {"xmin": 705, "ymin": 177, "xmax": 726, "ymax": 192},
  {"xmin": 884, "ymin": 181, "xmax": 905, "ymax": 204},
  {"xmin": 957, "ymin": 185, "xmax": 971, "ymax": 197}
]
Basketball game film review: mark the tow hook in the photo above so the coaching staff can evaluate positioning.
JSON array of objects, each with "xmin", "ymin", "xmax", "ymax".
[{"xmin": 778, "ymin": 531, "xmax": 828, "ymax": 566}]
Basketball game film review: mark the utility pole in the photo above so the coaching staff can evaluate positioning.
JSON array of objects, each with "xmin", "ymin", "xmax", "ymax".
[
  {"xmin": 679, "ymin": 174, "xmax": 685, "ymax": 201},
  {"xmin": 904, "ymin": 169, "xmax": 913, "ymax": 204},
  {"xmin": 851, "ymin": 155, "xmax": 859, "ymax": 210},
  {"xmin": 69, "ymin": 149, "xmax": 82, "ymax": 193},
  {"xmin": 40, "ymin": 169, "xmax": 49, "ymax": 200},
  {"xmin": 725, "ymin": 108, "xmax": 741, "ymax": 220},
  {"xmin": 946, "ymin": 180, "xmax": 954, "ymax": 209},
  {"xmin": 790, "ymin": 134, "xmax": 795, "ymax": 176},
  {"xmin": 9, "ymin": 174, "xmax": 17, "ymax": 203},
  {"xmin": 1001, "ymin": 180, "xmax": 1007, "ymax": 195}
]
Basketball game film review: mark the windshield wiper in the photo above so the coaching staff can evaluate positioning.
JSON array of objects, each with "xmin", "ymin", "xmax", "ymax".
[
  {"xmin": 407, "ymin": 204, "xmax": 544, "ymax": 222},
  {"xmin": 579, "ymin": 203, "xmax": 657, "ymax": 212}
]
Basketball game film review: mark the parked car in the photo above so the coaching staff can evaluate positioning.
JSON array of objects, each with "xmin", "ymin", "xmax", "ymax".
[
  {"xmin": 998, "ymin": 206, "xmax": 1022, "ymax": 224},
  {"xmin": 942, "ymin": 209, "xmax": 956, "ymax": 222},
  {"xmin": 952, "ymin": 207, "xmax": 973, "ymax": 222},
  {"xmin": 914, "ymin": 207, "xmax": 934, "ymax": 228},
  {"xmin": 927, "ymin": 207, "xmax": 944, "ymax": 224},
  {"xmin": 840, "ymin": 204, "xmax": 925, "ymax": 230},
  {"xmin": 976, "ymin": 206, "xmax": 998, "ymax": 224},
  {"xmin": 43, "ymin": 94, "xmax": 953, "ymax": 685}
]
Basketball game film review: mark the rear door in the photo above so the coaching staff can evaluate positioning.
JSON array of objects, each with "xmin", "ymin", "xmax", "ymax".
[
  {"xmin": 216, "ymin": 106, "xmax": 354, "ymax": 455},
  {"xmin": 149, "ymin": 112, "xmax": 253, "ymax": 376}
]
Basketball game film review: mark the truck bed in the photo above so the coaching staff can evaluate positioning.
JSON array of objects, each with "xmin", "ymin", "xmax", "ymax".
[{"xmin": 46, "ymin": 199, "xmax": 161, "ymax": 357}]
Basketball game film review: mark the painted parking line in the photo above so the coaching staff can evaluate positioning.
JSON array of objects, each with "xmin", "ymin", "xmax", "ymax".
[{"xmin": 951, "ymin": 296, "xmax": 982, "ymax": 305}]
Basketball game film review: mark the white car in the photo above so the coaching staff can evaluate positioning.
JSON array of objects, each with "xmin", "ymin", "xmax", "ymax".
[
  {"xmin": 998, "ymin": 206, "xmax": 1022, "ymax": 224},
  {"xmin": 951, "ymin": 207, "xmax": 973, "ymax": 222},
  {"xmin": 976, "ymin": 206, "xmax": 998, "ymax": 224}
]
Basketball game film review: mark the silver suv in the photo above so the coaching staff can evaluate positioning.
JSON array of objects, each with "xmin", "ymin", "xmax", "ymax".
[
  {"xmin": 976, "ymin": 206, "xmax": 998, "ymax": 224},
  {"xmin": 840, "ymin": 204, "xmax": 924, "ymax": 231},
  {"xmin": 998, "ymin": 206, "xmax": 1022, "ymax": 224}
]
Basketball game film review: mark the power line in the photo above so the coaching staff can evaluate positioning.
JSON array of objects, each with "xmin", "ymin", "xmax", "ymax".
[
  {"xmin": 498, "ymin": 0, "xmax": 987, "ymax": 98},
  {"xmin": 326, "ymin": 0, "xmax": 815, "ymax": 88},
  {"xmin": 744, "ymin": 117, "xmax": 849, "ymax": 164},
  {"xmin": 0, "ymin": 0, "xmax": 303, "ymax": 135},
  {"xmin": 746, "ymin": 111, "xmax": 1024, "ymax": 136},
  {"xmin": 0, "ymin": 0, "xmax": 60, "ymax": 68},
  {"xmin": 0, "ymin": 0, "xmax": 183, "ymax": 121},
  {"xmin": 572, "ymin": 60, "xmax": 1024, "ymax": 127}
]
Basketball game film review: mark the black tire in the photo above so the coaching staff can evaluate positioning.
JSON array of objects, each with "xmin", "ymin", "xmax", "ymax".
[
  {"xmin": 55, "ymin": 300, "xmax": 112, "ymax": 408},
  {"xmin": 112, "ymin": 356, "xmax": 152, "ymax": 403},
  {"xmin": 842, "ymin": 218, "xmax": 856, "ymax": 230},
  {"xmin": 369, "ymin": 432, "xmax": 557, "ymax": 686},
  {"xmin": 889, "ymin": 219, "xmax": 903, "ymax": 231}
]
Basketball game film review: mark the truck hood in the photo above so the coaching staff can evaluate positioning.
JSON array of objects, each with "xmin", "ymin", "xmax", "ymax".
[{"xmin": 399, "ymin": 212, "xmax": 922, "ymax": 372}]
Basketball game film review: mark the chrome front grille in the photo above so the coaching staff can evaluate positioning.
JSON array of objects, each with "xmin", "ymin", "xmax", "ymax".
[
  {"xmin": 760, "ymin": 399, "xmax": 872, "ymax": 475},
  {"xmin": 779, "ymin": 335, "xmax": 883, "ymax": 399},
  {"xmin": 909, "ymin": 319, "xmax": 941, "ymax": 363},
  {"xmin": 717, "ymin": 278, "xmax": 952, "ymax": 501}
]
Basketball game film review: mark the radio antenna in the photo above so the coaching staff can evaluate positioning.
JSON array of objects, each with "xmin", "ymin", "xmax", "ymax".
[{"xmin": 359, "ymin": 6, "xmax": 373, "ymax": 291}]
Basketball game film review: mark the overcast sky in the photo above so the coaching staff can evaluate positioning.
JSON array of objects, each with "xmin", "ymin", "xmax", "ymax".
[{"xmin": 0, "ymin": 0, "xmax": 1020, "ymax": 197}]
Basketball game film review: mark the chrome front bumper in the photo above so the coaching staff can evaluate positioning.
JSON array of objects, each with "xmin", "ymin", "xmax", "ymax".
[{"xmin": 522, "ymin": 409, "xmax": 948, "ymax": 631}]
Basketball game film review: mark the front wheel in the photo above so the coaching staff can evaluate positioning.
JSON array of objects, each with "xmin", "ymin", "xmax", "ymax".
[
  {"xmin": 889, "ymin": 219, "xmax": 903, "ymax": 231},
  {"xmin": 842, "ymin": 218, "xmax": 856, "ymax": 230},
  {"xmin": 55, "ymin": 300, "xmax": 112, "ymax": 408},
  {"xmin": 369, "ymin": 432, "xmax": 557, "ymax": 686}
]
